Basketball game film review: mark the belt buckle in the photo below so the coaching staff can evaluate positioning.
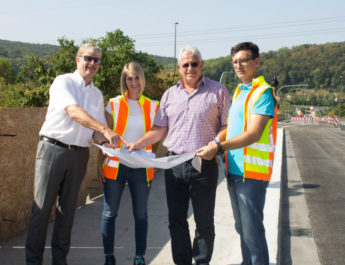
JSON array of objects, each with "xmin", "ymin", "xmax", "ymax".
[{"xmin": 68, "ymin": 144, "xmax": 75, "ymax": 149}]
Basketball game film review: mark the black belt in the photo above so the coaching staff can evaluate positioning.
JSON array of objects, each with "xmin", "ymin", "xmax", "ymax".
[
  {"xmin": 40, "ymin": 136, "xmax": 84, "ymax": 149},
  {"xmin": 168, "ymin": 151, "xmax": 216, "ymax": 164}
]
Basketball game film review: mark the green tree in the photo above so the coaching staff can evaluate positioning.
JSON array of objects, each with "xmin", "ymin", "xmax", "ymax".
[
  {"xmin": 18, "ymin": 86, "xmax": 50, "ymax": 107},
  {"xmin": 333, "ymin": 103, "xmax": 345, "ymax": 117},
  {"xmin": 15, "ymin": 56, "xmax": 52, "ymax": 107},
  {"xmin": 2, "ymin": 30, "xmax": 163, "ymax": 107},
  {"xmin": 90, "ymin": 29, "xmax": 161, "ymax": 100},
  {"xmin": 0, "ymin": 57, "xmax": 15, "ymax": 83},
  {"xmin": 146, "ymin": 71, "xmax": 180, "ymax": 100},
  {"xmin": 16, "ymin": 55, "xmax": 50, "ymax": 84},
  {"xmin": 49, "ymin": 38, "xmax": 78, "ymax": 76},
  {"xmin": 0, "ymin": 83, "xmax": 22, "ymax": 107}
]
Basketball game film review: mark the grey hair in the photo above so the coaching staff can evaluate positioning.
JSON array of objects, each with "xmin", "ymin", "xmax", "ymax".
[
  {"xmin": 77, "ymin": 43, "xmax": 102, "ymax": 57},
  {"xmin": 178, "ymin": 45, "xmax": 202, "ymax": 64}
]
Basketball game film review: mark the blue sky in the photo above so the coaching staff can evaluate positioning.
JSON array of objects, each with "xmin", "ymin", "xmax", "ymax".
[{"xmin": 1, "ymin": 0, "xmax": 345, "ymax": 59}]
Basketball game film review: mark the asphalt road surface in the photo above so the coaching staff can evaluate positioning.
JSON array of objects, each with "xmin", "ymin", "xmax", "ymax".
[{"xmin": 286, "ymin": 124, "xmax": 345, "ymax": 265}]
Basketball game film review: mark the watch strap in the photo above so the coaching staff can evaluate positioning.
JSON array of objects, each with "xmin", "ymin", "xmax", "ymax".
[{"xmin": 213, "ymin": 137, "xmax": 224, "ymax": 155}]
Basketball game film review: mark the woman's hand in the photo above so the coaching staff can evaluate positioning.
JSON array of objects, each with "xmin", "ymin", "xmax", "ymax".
[{"xmin": 126, "ymin": 141, "xmax": 144, "ymax": 152}]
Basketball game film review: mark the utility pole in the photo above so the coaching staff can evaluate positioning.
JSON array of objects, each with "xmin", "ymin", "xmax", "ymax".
[
  {"xmin": 331, "ymin": 83, "xmax": 334, "ymax": 109},
  {"xmin": 339, "ymin": 76, "xmax": 343, "ymax": 118},
  {"xmin": 174, "ymin": 22, "xmax": 179, "ymax": 74}
]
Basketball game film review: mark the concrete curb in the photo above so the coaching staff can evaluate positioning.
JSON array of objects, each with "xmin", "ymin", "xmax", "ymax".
[{"xmin": 277, "ymin": 130, "xmax": 321, "ymax": 265}]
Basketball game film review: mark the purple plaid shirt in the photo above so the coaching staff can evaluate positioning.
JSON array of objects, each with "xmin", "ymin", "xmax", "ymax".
[{"xmin": 154, "ymin": 76, "xmax": 230, "ymax": 154}]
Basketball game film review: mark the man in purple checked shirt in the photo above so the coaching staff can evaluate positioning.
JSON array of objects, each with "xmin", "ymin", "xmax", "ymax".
[{"xmin": 127, "ymin": 45, "xmax": 230, "ymax": 265}]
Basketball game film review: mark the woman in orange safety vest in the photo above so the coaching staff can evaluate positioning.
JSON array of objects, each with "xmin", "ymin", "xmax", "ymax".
[{"xmin": 98, "ymin": 62, "xmax": 159, "ymax": 265}]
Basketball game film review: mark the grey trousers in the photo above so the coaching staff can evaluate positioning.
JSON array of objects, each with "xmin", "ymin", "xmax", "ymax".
[{"xmin": 25, "ymin": 141, "xmax": 89, "ymax": 265}]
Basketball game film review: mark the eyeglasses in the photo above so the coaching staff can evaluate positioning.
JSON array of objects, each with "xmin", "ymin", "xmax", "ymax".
[
  {"xmin": 181, "ymin": 62, "xmax": 199, "ymax": 68},
  {"xmin": 232, "ymin": 57, "xmax": 253, "ymax": 65},
  {"xmin": 80, "ymin": 55, "xmax": 101, "ymax": 65}
]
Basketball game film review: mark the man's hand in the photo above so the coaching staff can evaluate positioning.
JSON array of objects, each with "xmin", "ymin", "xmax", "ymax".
[
  {"xmin": 102, "ymin": 129, "xmax": 129, "ymax": 148},
  {"xmin": 125, "ymin": 125, "xmax": 167, "ymax": 152},
  {"xmin": 196, "ymin": 141, "xmax": 218, "ymax": 160},
  {"xmin": 102, "ymin": 128, "xmax": 120, "ymax": 147}
]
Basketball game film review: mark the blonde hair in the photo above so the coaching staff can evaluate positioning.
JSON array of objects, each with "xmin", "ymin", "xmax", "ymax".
[
  {"xmin": 77, "ymin": 43, "xmax": 102, "ymax": 57},
  {"xmin": 120, "ymin": 62, "xmax": 145, "ymax": 96}
]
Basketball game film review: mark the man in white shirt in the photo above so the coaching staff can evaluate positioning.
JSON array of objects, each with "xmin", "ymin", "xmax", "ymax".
[{"xmin": 25, "ymin": 43, "xmax": 118, "ymax": 265}]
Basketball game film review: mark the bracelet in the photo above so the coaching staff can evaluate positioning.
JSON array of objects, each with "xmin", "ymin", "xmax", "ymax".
[
  {"xmin": 213, "ymin": 137, "xmax": 224, "ymax": 155},
  {"xmin": 100, "ymin": 141, "xmax": 108, "ymax": 146}
]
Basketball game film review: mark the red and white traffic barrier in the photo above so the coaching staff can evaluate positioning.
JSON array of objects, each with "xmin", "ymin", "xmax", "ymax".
[
  {"xmin": 327, "ymin": 117, "xmax": 339, "ymax": 127},
  {"xmin": 290, "ymin": 116, "xmax": 320, "ymax": 125}
]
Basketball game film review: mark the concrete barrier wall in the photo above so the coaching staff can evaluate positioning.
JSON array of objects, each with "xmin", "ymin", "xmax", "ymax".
[{"xmin": 0, "ymin": 108, "xmax": 103, "ymax": 242}]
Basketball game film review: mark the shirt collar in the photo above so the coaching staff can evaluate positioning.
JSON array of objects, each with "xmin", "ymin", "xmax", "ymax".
[
  {"xmin": 177, "ymin": 75, "xmax": 206, "ymax": 90},
  {"xmin": 240, "ymin": 82, "xmax": 252, "ymax": 91},
  {"xmin": 73, "ymin": 70, "xmax": 94, "ymax": 88}
]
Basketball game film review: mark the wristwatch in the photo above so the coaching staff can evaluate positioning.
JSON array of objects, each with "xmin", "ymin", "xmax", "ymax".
[
  {"xmin": 100, "ymin": 141, "xmax": 108, "ymax": 146},
  {"xmin": 213, "ymin": 137, "xmax": 224, "ymax": 155}
]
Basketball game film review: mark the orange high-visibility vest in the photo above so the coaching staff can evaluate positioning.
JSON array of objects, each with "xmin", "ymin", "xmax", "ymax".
[
  {"xmin": 225, "ymin": 76, "xmax": 277, "ymax": 181},
  {"xmin": 103, "ymin": 94, "xmax": 159, "ymax": 183}
]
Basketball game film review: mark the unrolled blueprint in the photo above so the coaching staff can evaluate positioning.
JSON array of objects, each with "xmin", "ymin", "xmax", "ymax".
[{"xmin": 94, "ymin": 144, "xmax": 201, "ymax": 171}]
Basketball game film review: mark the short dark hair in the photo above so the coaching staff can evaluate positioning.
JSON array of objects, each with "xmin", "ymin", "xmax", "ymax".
[{"xmin": 231, "ymin": 42, "xmax": 259, "ymax": 59}]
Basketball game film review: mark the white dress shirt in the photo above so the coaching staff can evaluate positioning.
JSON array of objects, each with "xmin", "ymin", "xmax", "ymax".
[{"xmin": 40, "ymin": 70, "xmax": 106, "ymax": 147}]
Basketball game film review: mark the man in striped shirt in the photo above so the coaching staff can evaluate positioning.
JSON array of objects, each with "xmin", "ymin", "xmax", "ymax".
[{"xmin": 127, "ymin": 45, "xmax": 230, "ymax": 265}]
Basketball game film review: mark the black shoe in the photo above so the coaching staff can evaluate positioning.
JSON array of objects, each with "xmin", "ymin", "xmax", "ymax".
[
  {"xmin": 133, "ymin": 255, "xmax": 146, "ymax": 265},
  {"xmin": 104, "ymin": 255, "xmax": 116, "ymax": 265}
]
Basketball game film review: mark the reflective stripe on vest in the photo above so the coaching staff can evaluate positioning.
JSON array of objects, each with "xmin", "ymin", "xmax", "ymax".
[
  {"xmin": 103, "ymin": 94, "xmax": 159, "ymax": 184},
  {"xmin": 229, "ymin": 76, "xmax": 277, "ymax": 181}
]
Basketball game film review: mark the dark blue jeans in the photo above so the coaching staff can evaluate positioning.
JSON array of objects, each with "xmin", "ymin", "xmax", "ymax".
[
  {"xmin": 101, "ymin": 164, "xmax": 151, "ymax": 256},
  {"xmin": 165, "ymin": 154, "xmax": 218, "ymax": 265},
  {"xmin": 227, "ymin": 174, "xmax": 269, "ymax": 265}
]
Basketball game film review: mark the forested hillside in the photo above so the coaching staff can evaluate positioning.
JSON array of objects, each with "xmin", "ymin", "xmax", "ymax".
[
  {"xmin": 0, "ymin": 39, "xmax": 58, "ymax": 58},
  {"xmin": 0, "ymin": 36, "xmax": 344, "ymax": 116},
  {"xmin": 0, "ymin": 39, "xmax": 58, "ymax": 73},
  {"xmin": 1, "ymin": 38, "xmax": 344, "ymax": 91},
  {"xmin": 202, "ymin": 42, "xmax": 345, "ymax": 93},
  {"xmin": 0, "ymin": 39, "xmax": 175, "ymax": 73},
  {"xmin": 152, "ymin": 55, "xmax": 175, "ymax": 70},
  {"xmin": 0, "ymin": 32, "xmax": 178, "ymax": 108}
]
